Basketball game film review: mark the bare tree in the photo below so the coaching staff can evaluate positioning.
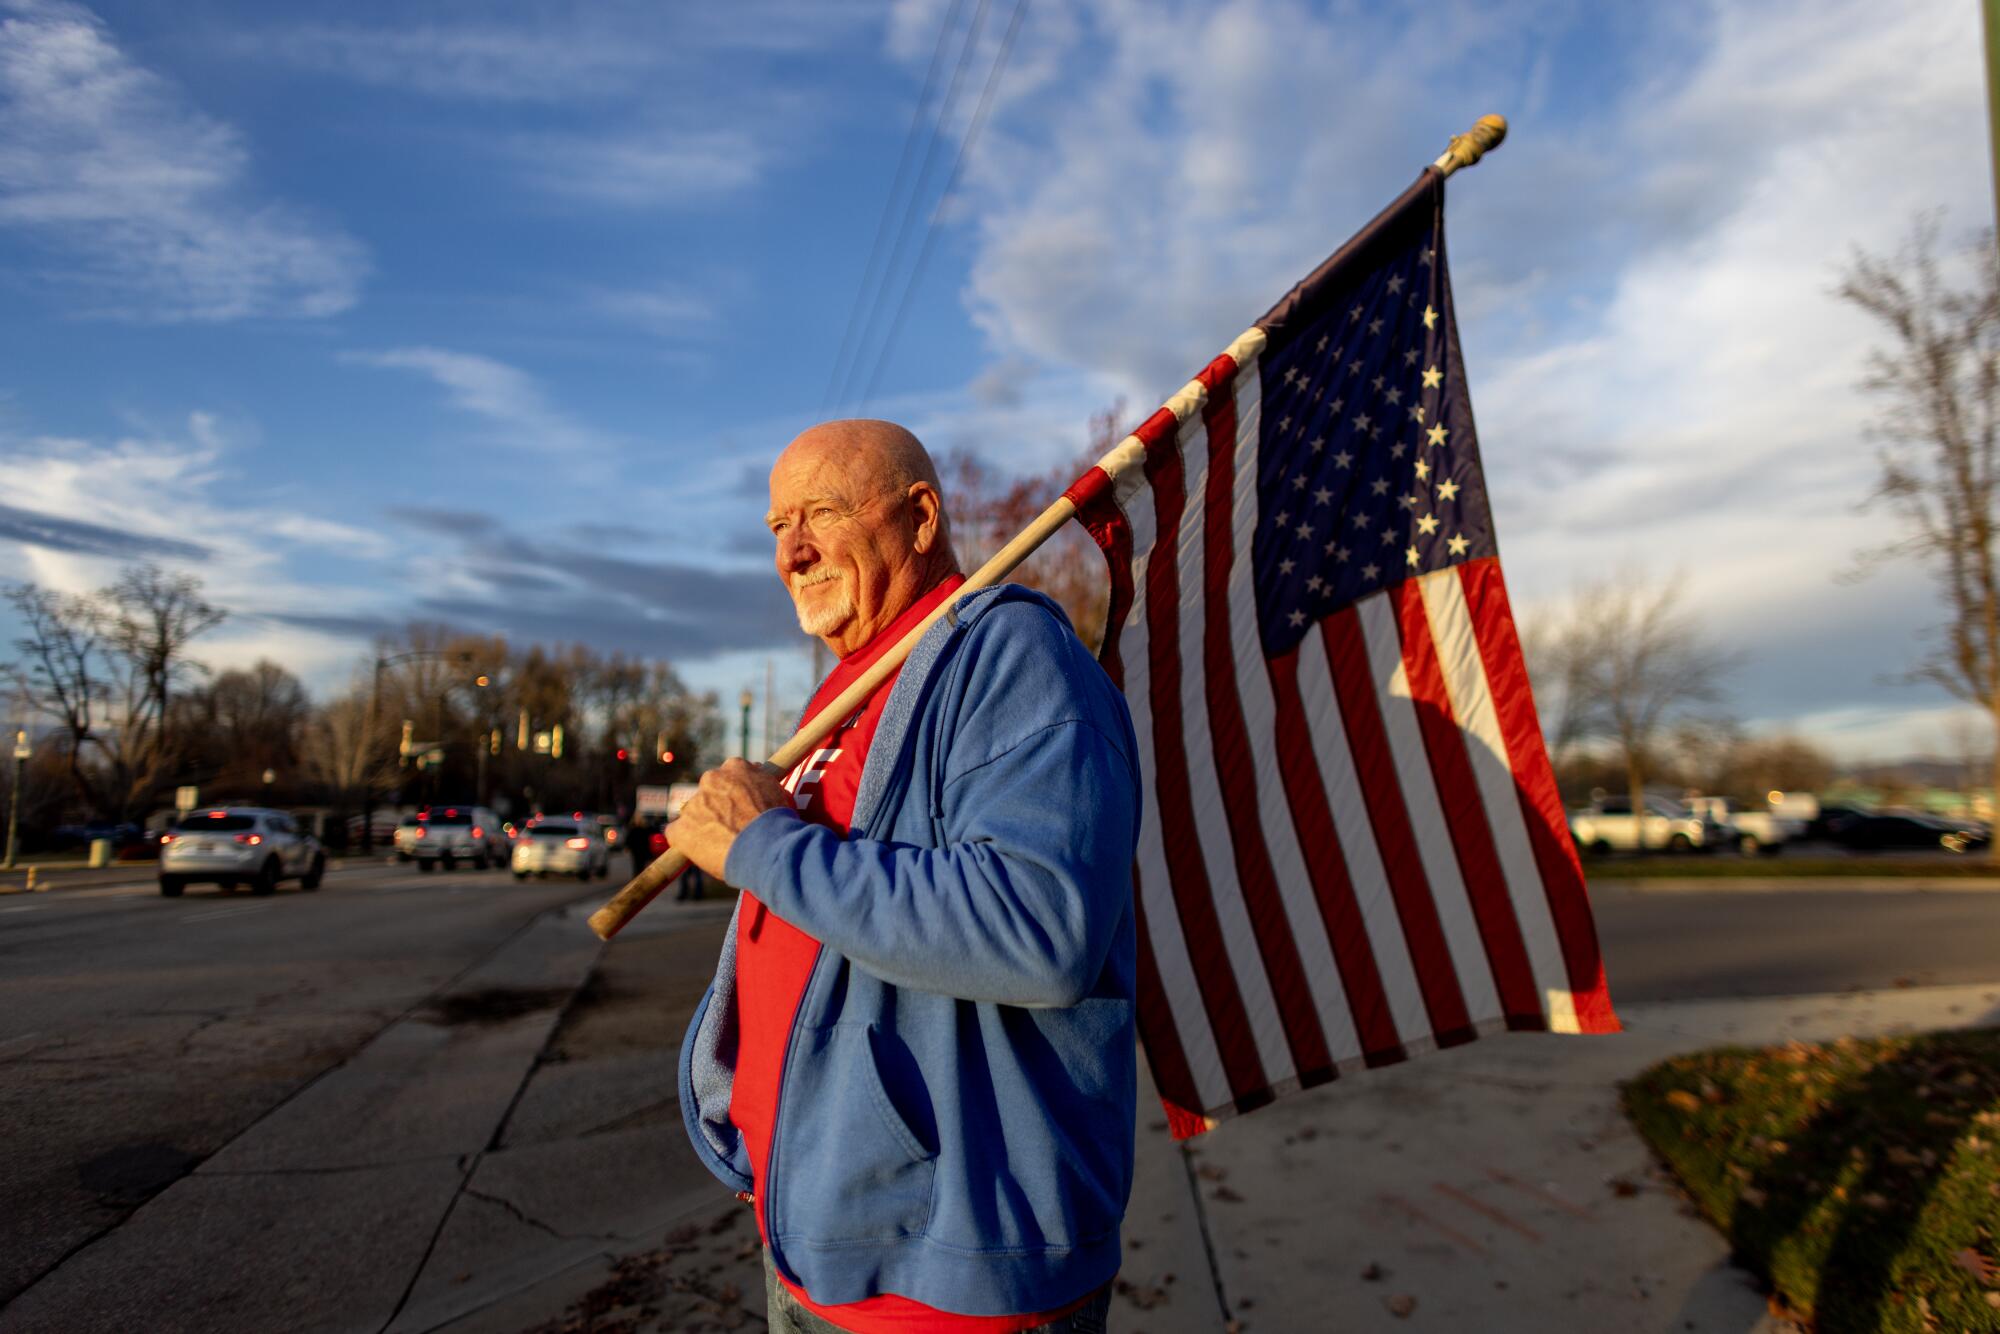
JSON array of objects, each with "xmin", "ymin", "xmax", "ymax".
[
  {"xmin": 1538, "ymin": 573, "xmax": 1737, "ymax": 829},
  {"xmin": 1838, "ymin": 217, "xmax": 2000, "ymax": 857},
  {"xmin": 942, "ymin": 401, "xmax": 1124, "ymax": 652},
  {"xmin": 4, "ymin": 584, "xmax": 106, "ymax": 812},
  {"xmin": 97, "ymin": 564, "xmax": 226, "ymax": 809}
]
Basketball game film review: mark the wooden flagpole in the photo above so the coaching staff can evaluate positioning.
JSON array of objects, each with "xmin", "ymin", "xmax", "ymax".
[{"xmin": 586, "ymin": 114, "xmax": 1508, "ymax": 942}]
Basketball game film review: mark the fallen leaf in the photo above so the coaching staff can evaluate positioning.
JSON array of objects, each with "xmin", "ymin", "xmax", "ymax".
[
  {"xmin": 1861, "ymin": 1192, "xmax": 1891, "ymax": 1210},
  {"xmin": 1608, "ymin": 1177, "xmax": 1640, "ymax": 1198},
  {"xmin": 1739, "ymin": 1187, "xmax": 1768, "ymax": 1208},
  {"xmin": 1211, "ymin": 1185, "xmax": 1245, "ymax": 1203},
  {"xmin": 1385, "ymin": 1294, "xmax": 1417, "ymax": 1318},
  {"xmin": 1665, "ymin": 1089, "xmax": 1703, "ymax": 1113},
  {"xmin": 1953, "ymin": 1247, "xmax": 1997, "ymax": 1284},
  {"xmin": 1360, "ymin": 1262, "xmax": 1386, "ymax": 1282},
  {"xmin": 1986, "ymin": 1291, "xmax": 2000, "ymax": 1309}
]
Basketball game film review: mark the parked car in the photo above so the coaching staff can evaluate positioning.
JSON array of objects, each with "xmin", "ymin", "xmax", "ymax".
[
  {"xmin": 510, "ymin": 820, "xmax": 610, "ymax": 881},
  {"xmin": 1681, "ymin": 796, "xmax": 1806, "ymax": 856},
  {"xmin": 1805, "ymin": 804, "xmax": 1872, "ymax": 842},
  {"xmin": 158, "ymin": 808, "xmax": 325, "ymax": 897},
  {"xmin": 1830, "ymin": 813, "xmax": 1990, "ymax": 854},
  {"xmin": 393, "ymin": 818, "xmax": 423, "ymax": 861},
  {"xmin": 407, "ymin": 805, "xmax": 507, "ymax": 871},
  {"xmin": 1569, "ymin": 794, "xmax": 1724, "ymax": 854}
]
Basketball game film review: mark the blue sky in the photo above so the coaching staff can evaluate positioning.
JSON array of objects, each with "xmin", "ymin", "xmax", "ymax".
[{"xmin": 0, "ymin": 0, "xmax": 1989, "ymax": 760}]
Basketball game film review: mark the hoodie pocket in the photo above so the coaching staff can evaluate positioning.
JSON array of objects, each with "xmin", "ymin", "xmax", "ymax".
[{"xmin": 774, "ymin": 1024, "xmax": 937, "ymax": 1247}]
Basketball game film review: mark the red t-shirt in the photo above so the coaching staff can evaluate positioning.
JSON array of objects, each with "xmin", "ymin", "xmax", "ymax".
[{"xmin": 729, "ymin": 576, "xmax": 1097, "ymax": 1332}]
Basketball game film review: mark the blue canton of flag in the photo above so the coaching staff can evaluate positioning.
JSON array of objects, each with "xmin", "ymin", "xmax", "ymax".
[{"xmin": 1253, "ymin": 211, "xmax": 1495, "ymax": 657}]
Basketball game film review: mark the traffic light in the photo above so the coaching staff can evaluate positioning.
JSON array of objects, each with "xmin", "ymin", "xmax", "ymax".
[
  {"xmin": 659, "ymin": 750, "xmax": 674, "ymax": 765},
  {"xmin": 615, "ymin": 747, "xmax": 629, "ymax": 762}
]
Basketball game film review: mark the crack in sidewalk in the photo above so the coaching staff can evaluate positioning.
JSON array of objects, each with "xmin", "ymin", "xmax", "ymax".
[{"xmin": 464, "ymin": 1186, "xmax": 624, "ymax": 1245}]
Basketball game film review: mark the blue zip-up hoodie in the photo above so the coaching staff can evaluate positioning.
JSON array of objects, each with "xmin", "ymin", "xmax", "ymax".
[{"xmin": 678, "ymin": 584, "xmax": 1142, "ymax": 1315}]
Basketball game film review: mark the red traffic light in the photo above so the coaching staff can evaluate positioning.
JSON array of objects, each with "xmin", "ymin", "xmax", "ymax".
[
  {"xmin": 659, "ymin": 750, "xmax": 674, "ymax": 764},
  {"xmin": 615, "ymin": 748, "xmax": 629, "ymax": 762}
]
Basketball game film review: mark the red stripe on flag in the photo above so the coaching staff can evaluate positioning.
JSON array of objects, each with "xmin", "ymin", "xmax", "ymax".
[
  {"xmin": 1140, "ymin": 411, "xmax": 1271, "ymax": 1107},
  {"xmin": 1074, "ymin": 480, "xmax": 1206, "ymax": 1123},
  {"xmin": 1265, "ymin": 649, "xmax": 1407, "ymax": 1064},
  {"xmin": 1456, "ymin": 560, "xmax": 1619, "ymax": 1033},
  {"xmin": 1198, "ymin": 370, "xmax": 1334, "ymax": 1085},
  {"xmin": 1132, "ymin": 884, "xmax": 1210, "ymax": 1137},
  {"xmin": 1388, "ymin": 580, "xmax": 1545, "ymax": 1030},
  {"xmin": 1319, "ymin": 606, "xmax": 1477, "ymax": 1046}
]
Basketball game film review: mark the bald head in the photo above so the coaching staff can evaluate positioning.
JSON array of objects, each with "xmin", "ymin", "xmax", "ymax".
[{"xmin": 766, "ymin": 419, "xmax": 959, "ymax": 656}]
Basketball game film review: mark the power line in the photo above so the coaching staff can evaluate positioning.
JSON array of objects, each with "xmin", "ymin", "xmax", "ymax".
[
  {"xmin": 821, "ymin": 0, "xmax": 969, "ymax": 414},
  {"xmin": 832, "ymin": 0, "xmax": 994, "ymax": 413},
  {"xmin": 857, "ymin": 0, "xmax": 1028, "ymax": 412}
]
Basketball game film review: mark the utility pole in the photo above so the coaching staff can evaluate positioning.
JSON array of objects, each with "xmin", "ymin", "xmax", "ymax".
[
  {"xmin": 1988, "ymin": 0, "xmax": 2000, "ymax": 236},
  {"xmin": 739, "ymin": 689, "xmax": 754, "ymax": 763},
  {"xmin": 5, "ymin": 725, "xmax": 27, "ymax": 870},
  {"xmin": 764, "ymin": 657, "xmax": 776, "ymax": 755}
]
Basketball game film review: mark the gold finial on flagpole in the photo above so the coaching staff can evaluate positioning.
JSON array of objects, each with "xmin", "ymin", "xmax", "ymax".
[{"xmin": 1434, "ymin": 114, "xmax": 1508, "ymax": 177}]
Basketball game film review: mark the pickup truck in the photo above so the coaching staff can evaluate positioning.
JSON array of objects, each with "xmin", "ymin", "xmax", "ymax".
[
  {"xmin": 1569, "ymin": 794, "xmax": 1722, "ymax": 854},
  {"xmin": 1681, "ymin": 796, "xmax": 1806, "ymax": 856}
]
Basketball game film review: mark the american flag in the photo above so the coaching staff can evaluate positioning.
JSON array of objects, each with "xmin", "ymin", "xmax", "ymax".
[{"xmin": 1064, "ymin": 169, "xmax": 1618, "ymax": 1137}]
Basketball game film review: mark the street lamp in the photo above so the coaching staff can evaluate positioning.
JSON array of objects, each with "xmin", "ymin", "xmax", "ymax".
[
  {"xmin": 739, "ymin": 689, "xmax": 754, "ymax": 762},
  {"xmin": 4, "ymin": 725, "xmax": 27, "ymax": 871}
]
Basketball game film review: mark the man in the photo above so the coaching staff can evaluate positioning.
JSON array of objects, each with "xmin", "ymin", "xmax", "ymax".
[{"xmin": 674, "ymin": 420, "xmax": 1140, "ymax": 1333}]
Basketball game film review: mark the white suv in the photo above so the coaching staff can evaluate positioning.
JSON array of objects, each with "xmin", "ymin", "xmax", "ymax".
[
  {"xmin": 160, "ymin": 808, "xmax": 325, "ymax": 897},
  {"xmin": 510, "ymin": 819, "xmax": 610, "ymax": 881},
  {"xmin": 408, "ymin": 805, "xmax": 506, "ymax": 871}
]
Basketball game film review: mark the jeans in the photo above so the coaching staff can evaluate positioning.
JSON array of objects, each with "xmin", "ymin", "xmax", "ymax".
[{"xmin": 762, "ymin": 1255, "xmax": 1112, "ymax": 1334}]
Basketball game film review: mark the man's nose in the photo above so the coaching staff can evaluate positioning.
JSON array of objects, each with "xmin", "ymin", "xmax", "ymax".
[{"xmin": 777, "ymin": 528, "xmax": 815, "ymax": 571}]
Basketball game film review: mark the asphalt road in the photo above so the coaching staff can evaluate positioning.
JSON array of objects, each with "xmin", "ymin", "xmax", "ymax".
[
  {"xmin": 5, "ymin": 865, "xmax": 2000, "ymax": 1327},
  {"xmin": 1590, "ymin": 880, "xmax": 2000, "ymax": 1002},
  {"xmin": 0, "ymin": 859, "xmax": 606, "ymax": 1308}
]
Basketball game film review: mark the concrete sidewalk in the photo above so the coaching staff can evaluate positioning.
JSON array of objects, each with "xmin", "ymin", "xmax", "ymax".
[{"xmin": 417, "ymin": 950, "xmax": 2000, "ymax": 1332}]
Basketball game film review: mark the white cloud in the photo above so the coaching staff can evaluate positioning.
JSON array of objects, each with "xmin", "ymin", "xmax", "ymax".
[
  {"xmin": 344, "ymin": 346, "xmax": 617, "ymax": 457},
  {"xmin": 224, "ymin": 5, "xmax": 866, "ymax": 103},
  {"xmin": 914, "ymin": 0, "xmax": 1986, "ymax": 742},
  {"xmin": 588, "ymin": 281, "xmax": 716, "ymax": 337},
  {"xmin": 0, "ymin": 0, "xmax": 366, "ymax": 320},
  {"xmin": 0, "ymin": 412, "xmax": 390, "ymax": 689},
  {"xmin": 507, "ymin": 128, "xmax": 765, "ymax": 210}
]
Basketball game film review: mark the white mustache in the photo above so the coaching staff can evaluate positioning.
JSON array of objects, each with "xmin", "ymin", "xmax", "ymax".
[{"xmin": 791, "ymin": 569, "xmax": 842, "ymax": 593}]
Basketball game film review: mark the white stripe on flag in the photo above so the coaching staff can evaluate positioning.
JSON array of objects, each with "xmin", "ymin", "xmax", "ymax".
[
  {"xmin": 1418, "ymin": 569, "xmax": 1580, "ymax": 1033},
  {"xmin": 1226, "ymin": 361, "xmax": 1363, "ymax": 1063},
  {"xmin": 1118, "ymin": 477, "xmax": 1233, "ymax": 1109},
  {"xmin": 1355, "ymin": 593, "xmax": 1503, "ymax": 1023},
  {"xmin": 1291, "ymin": 627, "xmax": 1433, "ymax": 1048},
  {"xmin": 1173, "ymin": 409, "xmax": 1296, "ymax": 1089}
]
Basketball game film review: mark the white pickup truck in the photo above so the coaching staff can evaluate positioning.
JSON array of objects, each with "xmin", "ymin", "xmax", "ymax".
[
  {"xmin": 1568, "ymin": 794, "xmax": 1723, "ymax": 854},
  {"xmin": 1681, "ymin": 796, "xmax": 1807, "ymax": 856}
]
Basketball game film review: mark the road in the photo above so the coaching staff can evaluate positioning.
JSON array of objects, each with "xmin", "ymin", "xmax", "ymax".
[
  {"xmin": 0, "ymin": 859, "xmax": 608, "ymax": 1310},
  {"xmin": 4, "ymin": 865, "xmax": 2000, "ymax": 1330},
  {"xmin": 1590, "ymin": 879, "xmax": 2000, "ymax": 1001}
]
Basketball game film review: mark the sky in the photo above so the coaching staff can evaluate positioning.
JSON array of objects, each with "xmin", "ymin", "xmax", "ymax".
[{"xmin": 0, "ymin": 0, "xmax": 1990, "ymax": 762}]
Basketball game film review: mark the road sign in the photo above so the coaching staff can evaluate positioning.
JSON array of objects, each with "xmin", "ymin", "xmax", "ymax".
[
  {"xmin": 635, "ymin": 785, "xmax": 674, "ymax": 818},
  {"xmin": 175, "ymin": 785, "xmax": 198, "ymax": 812},
  {"xmin": 667, "ymin": 782, "xmax": 700, "ymax": 820}
]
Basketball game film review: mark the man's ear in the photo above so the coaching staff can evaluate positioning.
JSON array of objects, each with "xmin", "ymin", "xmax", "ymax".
[{"xmin": 909, "ymin": 482, "xmax": 943, "ymax": 554}]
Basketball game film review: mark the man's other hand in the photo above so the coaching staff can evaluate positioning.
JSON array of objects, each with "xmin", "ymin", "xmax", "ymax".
[{"xmin": 673, "ymin": 759, "xmax": 794, "ymax": 879}]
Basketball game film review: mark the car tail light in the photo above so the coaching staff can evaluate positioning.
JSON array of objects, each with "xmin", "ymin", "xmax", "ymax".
[
  {"xmin": 414, "ymin": 827, "xmax": 425, "ymax": 838},
  {"xmin": 565, "ymin": 837, "xmax": 589, "ymax": 850},
  {"xmin": 471, "ymin": 827, "xmax": 483, "ymax": 839},
  {"xmin": 233, "ymin": 833, "xmax": 263, "ymax": 846},
  {"xmin": 160, "ymin": 833, "xmax": 177, "ymax": 845}
]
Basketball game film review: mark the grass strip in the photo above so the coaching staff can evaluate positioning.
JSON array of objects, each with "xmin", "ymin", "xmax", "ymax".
[{"xmin": 1625, "ymin": 1029, "xmax": 2000, "ymax": 1332}]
